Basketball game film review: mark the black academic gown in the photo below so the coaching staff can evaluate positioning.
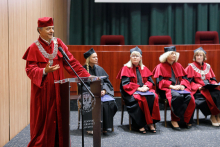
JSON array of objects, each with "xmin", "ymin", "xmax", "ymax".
[{"xmin": 81, "ymin": 65, "xmax": 118, "ymax": 130}]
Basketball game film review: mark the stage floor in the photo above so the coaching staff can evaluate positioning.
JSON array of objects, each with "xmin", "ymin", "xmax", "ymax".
[{"xmin": 4, "ymin": 110, "xmax": 220, "ymax": 147}]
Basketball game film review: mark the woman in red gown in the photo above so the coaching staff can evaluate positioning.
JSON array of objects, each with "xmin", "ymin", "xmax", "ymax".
[
  {"xmin": 185, "ymin": 47, "xmax": 220, "ymax": 126},
  {"xmin": 117, "ymin": 46, "xmax": 160, "ymax": 134}
]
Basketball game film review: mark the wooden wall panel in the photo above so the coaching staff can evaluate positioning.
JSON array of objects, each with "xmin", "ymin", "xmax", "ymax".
[
  {"xmin": 8, "ymin": 0, "xmax": 28, "ymax": 140},
  {"xmin": 63, "ymin": 0, "xmax": 68, "ymax": 44},
  {"xmin": 0, "ymin": 0, "xmax": 68, "ymax": 145},
  {"xmin": 41, "ymin": 0, "xmax": 54, "ymax": 18},
  {"xmin": 54, "ymin": 0, "xmax": 65, "ymax": 42},
  {"xmin": 0, "ymin": 0, "xmax": 9, "ymax": 146},
  {"xmin": 26, "ymin": 0, "xmax": 41, "ymax": 124},
  {"xmin": 65, "ymin": 45, "xmax": 220, "ymax": 97}
]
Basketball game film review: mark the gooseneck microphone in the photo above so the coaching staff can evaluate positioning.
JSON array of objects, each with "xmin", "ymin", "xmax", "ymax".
[
  {"xmin": 58, "ymin": 47, "xmax": 70, "ymax": 60},
  {"xmin": 58, "ymin": 46, "xmax": 94, "ymax": 98},
  {"xmin": 58, "ymin": 46, "xmax": 95, "ymax": 147}
]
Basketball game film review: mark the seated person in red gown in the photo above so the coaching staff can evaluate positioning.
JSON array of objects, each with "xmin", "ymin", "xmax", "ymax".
[
  {"xmin": 81, "ymin": 48, "xmax": 118, "ymax": 134},
  {"xmin": 153, "ymin": 46, "xmax": 195, "ymax": 131},
  {"xmin": 117, "ymin": 46, "xmax": 160, "ymax": 134},
  {"xmin": 185, "ymin": 47, "xmax": 220, "ymax": 126}
]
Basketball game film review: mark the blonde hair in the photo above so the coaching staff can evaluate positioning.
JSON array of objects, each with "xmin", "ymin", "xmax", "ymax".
[
  {"xmin": 124, "ymin": 51, "xmax": 145, "ymax": 70},
  {"xmin": 159, "ymin": 51, "xmax": 180, "ymax": 63},
  {"xmin": 85, "ymin": 57, "xmax": 90, "ymax": 73},
  {"xmin": 193, "ymin": 50, "xmax": 207, "ymax": 61}
]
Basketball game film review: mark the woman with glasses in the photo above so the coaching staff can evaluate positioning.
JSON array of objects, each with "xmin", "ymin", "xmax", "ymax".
[
  {"xmin": 116, "ymin": 46, "xmax": 160, "ymax": 134},
  {"xmin": 185, "ymin": 47, "xmax": 220, "ymax": 126}
]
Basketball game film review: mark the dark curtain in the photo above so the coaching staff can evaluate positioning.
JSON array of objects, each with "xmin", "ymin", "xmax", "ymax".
[{"xmin": 69, "ymin": 1, "xmax": 220, "ymax": 45}]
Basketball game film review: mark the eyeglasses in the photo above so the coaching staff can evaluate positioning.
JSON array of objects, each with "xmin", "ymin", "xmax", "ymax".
[{"xmin": 131, "ymin": 55, "xmax": 141, "ymax": 58}]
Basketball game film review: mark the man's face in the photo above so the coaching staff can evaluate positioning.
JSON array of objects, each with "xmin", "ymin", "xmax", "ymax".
[{"xmin": 39, "ymin": 26, "xmax": 54, "ymax": 41}]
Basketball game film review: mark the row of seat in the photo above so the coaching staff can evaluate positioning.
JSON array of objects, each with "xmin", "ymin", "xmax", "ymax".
[
  {"xmin": 121, "ymin": 93, "xmax": 205, "ymax": 131},
  {"xmin": 74, "ymin": 91, "xmax": 205, "ymax": 131},
  {"xmin": 100, "ymin": 31, "xmax": 219, "ymax": 45}
]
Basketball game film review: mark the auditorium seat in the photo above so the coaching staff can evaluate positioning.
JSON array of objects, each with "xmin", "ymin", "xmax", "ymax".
[
  {"xmin": 121, "ymin": 97, "xmax": 132, "ymax": 131},
  {"xmin": 100, "ymin": 35, "xmax": 125, "ymax": 45},
  {"xmin": 157, "ymin": 93, "xmax": 169, "ymax": 127},
  {"xmin": 195, "ymin": 31, "xmax": 219, "ymax": 44},
  {"xmin": 149, "ymin": 35, "xmax": 172, "ymax": 45},
  {"xmin": 159, "ymin": 95, "xmax": 203, "ymax": 127}
]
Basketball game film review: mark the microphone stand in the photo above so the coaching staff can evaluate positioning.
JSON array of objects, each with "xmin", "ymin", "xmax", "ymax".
[{"xmin": 62, "ymin": 56, "xmax": 94, "ymax": 147}]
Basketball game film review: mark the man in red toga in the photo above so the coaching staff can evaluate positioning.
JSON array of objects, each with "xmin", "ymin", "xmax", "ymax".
[{"xmin": 22, "ymin": 17, "xmax": 90, "ymax": 147}]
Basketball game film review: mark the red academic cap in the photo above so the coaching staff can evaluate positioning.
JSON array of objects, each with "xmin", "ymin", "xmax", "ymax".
[{"xmin": 38, "ymin": 17, "xmax": 54, "ymax": 27}]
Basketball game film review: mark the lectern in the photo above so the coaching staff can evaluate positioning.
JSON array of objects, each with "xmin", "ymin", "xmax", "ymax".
[{"xmin": 55, "ymin": 77, "xmax": 102, "ymax": 147}]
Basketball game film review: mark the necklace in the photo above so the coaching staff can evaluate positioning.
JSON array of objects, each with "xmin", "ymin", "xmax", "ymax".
[
  {"xmin": 190, "ymin": 63, "xmax": 210, "ymax": 80},
  {"xmin": 35, "ymin": 37, "xmax": 58, "ymax": 66}
]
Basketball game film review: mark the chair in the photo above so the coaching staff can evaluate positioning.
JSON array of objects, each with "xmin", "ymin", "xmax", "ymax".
[
  {"xmin": 159, "ymin": 93, "xmax": 205, "ymax": 126},
  {"xmin": 121, "ymin": 95, "xmax": 157, "ymax": 130},
  {"xmin": 159, "ymin": 95, "xmax": 202, "ymax": 127},
  {"xmin": 70, "ymin": 95, "xmax": 81, "ymax": 129},
  {"xmin": 196, "ymin": 108, "xmax": 207, "ymax": 125},
  {"xmin": 158, "ymin": 95, "xmax": 169, "ymax": 127},
  {"xmin": 121, "ymin": 97, "xmax": 132, "ymax": 130},
  {"xmin": 195, "ymin": 31, "xmax": 219, "ymax": 44},
  {"xmin": 100, "ymin": 35, "xmax": 125, "ymax": 45},
  {"xmin": 149, "ymin": 35, "xmax": 172, "ymax": 45},
  {"xmin": 195, "ymin": 97, "xmax": 208, "ymax": 125}
]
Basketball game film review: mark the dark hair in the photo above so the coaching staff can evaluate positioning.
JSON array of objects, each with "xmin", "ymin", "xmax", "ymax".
[{"xmin": 37, "ymin": 27, "xmax": 42, "ymax": 33}]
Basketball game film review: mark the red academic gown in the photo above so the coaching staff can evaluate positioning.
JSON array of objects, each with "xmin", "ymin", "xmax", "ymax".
[
  {"xmin": 185, "ymin": 61, "xmax": 220, "ymax": 115},
  {"xmin": 22, "ymin": 37, "xmax": 90, "ymax": 147},
  {"xmin": 117, "ymin": 65, "xmax": 160, "ymax": 125},
  {"xmin": 153, "ymin": 62, "xmax": 195, "ymax": 123}
]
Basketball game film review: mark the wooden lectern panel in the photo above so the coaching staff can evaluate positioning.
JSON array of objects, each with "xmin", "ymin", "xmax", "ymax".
[
  {"xmin": 90, "ymin": 80, "xmax": 102, "ymax": 147},
  {"xmin": 59, "ymin": 82, "xmax": 70, "ymax": 147}
]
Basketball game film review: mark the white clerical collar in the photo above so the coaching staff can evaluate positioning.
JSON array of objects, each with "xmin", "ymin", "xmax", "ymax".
[{"xmin": 40, "ymin": 36, "xmax": 52, "ymax": 45}]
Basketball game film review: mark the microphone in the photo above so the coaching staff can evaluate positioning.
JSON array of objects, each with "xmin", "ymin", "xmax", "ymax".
[{"xmin": 58, "ymin": 47, "xmax": 70, "ymax": 60}]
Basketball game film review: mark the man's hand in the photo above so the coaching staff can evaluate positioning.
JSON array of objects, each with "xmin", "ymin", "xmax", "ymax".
[{"xmin": 45, "ymin": 62, "xmax": 60, "ymax": 74}]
